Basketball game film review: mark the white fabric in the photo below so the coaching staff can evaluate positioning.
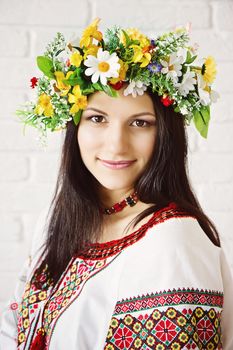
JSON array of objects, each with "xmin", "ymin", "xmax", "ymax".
[
  {"xmin": 0, "ymin": 206, "xmax": 50, "ymax": 350},
  {"xmin": 1, "ymin": 213, "xmax": 233, "ymax": 349}
]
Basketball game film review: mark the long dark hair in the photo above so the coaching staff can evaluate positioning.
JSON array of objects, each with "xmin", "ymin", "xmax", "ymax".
[{"xmin": 40, "ymin": 91, "xmax": 221, "ymax": 284}]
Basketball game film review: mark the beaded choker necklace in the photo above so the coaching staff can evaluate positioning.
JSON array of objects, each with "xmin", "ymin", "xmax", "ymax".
[{"xmin": 101, "ymin": 192, "xmax": 138, "ymax": 215}]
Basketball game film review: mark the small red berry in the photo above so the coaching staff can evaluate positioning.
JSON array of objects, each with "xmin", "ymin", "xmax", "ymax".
[
  {"xmin": 110, "ymin": 81, "xmax": 124, "ymax": 90},
  {"xmin": 30, "ymin": 77, "xmax": 38, "ymax": 89},
  {"xmin": 161, "ymin": 95, "xmax": 174, "ymax": 107}
]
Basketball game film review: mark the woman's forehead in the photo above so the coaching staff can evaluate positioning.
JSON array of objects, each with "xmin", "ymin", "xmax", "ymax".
[{"xmin": 86, "ymin": 89, "xmax": 155, "ymax": 114}]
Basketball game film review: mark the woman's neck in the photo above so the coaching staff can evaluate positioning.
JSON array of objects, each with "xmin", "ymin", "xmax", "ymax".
[{"xmin": 98, "ymin": 187, "xmax": 134, "ymax": 208}]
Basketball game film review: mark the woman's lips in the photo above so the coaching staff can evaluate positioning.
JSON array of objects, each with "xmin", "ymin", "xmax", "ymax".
[{"xmin": 99, "ymin": 159, "xmax": 136, "ymax": 169}]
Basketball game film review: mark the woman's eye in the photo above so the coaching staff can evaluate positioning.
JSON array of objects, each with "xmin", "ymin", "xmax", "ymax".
[
  {"xmin": 89, "ymin": 115, "xmax": 105, "ymax": 123},
  {"xmin": 132, "ymin": 119, "xmax": 149, "ymax": 127}
]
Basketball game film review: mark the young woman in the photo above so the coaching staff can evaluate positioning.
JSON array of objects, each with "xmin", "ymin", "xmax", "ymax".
[{"xmin": 1, "ymin": 19, "xmax": 233, "ymax": 350}]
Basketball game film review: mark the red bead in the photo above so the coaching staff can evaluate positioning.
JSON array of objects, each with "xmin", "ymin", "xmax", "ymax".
[{"xmin": 102, "ymin": 192, "xmax": 138, "ymax": 215}]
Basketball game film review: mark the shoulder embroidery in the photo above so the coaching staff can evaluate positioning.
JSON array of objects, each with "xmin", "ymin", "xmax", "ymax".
[
  {"xmin": 104, "ymin": 288, "xmax": 223, "ymax": 350},
  {"xmin": 79, "ymin": 202, "xmax": 195, "ymax": 260}
]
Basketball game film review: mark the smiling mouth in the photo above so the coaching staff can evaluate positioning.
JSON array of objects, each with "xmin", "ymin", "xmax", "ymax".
[{"xmin": 99, "ymin": 159, "xmax": 136, "ymax": 169}]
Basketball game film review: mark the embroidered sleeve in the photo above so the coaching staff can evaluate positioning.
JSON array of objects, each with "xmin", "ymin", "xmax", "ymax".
[
  {"xmin": 103, "ymin": 216, "xmax": 229, "ymax": 349},
  {"xmin": 0, "ymin": 206, "xmax": 49, "ymax": 349},
  {"xmin": 0, "ymin": 257, "xmax": 30, "ymax": 349},
  {"xmin": 220, "ymin": 248, "xmax": 233, "ymax": 350},
  {"xmin": 104, "ymin": 288, "xmax": 223, "ymax": 349}
]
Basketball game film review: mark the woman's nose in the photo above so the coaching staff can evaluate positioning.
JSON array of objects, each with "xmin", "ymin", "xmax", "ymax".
[{"xmin": 105, "ymin": 122, "xmax": 129, "ymax": 155}]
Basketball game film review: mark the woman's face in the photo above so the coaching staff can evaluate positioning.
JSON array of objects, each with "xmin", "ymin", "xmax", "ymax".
[{"xmin": 77, "ymin": 87, "xmax": 157, "ymax": 192}]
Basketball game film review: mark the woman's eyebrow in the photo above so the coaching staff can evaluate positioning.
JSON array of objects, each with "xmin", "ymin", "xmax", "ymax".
[{"xmin": 84, "ymin": 107, "xmax": 156, "ymax": 118}]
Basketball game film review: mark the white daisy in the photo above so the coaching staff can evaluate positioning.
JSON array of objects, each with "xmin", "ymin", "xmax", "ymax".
[
  {"xmin": 84, "ymin": 48, "xmax": 120, "ymax": 85},
  {"xmin": 197, "ymin": 74, "xmax": 219, "ymax": 105},
  {"xmin": 177, "ymin": 47, "xmax": 188, "ymax": 63},
  {"xmin": 161, "ymin": 52, "xmax": 184, "ymax": 83},
  {"xmin": 123, "ymin": 80, "xmax": 147, "ymax": 98},
  {"xmin": 176, "ymin": 69, "xmax": 196, "ymax": 96},
  {"xmin": 199, "ymin": 88, "xmax": 219, "ymax": 106}
]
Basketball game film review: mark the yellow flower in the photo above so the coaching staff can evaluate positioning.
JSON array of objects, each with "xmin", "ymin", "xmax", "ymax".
[
  {"xmin": 54, "ymin": 71, "xmax": 73, "ymax": 96},
  {"xmin": 120, "ymin": 28, "xmax": 151, "ymax": 68},
  {"xmin": 83, "ymin": 44, "xmax": 99, "ymax": 60},
  {"xmin": 80, "ymin": 17, "xmax": 103, "ymax": 48},
  {"xmin": 120, "ymin": 28, "xmax": 150, "ymax": 48},
  {"xmin": 34, "ymin": 94, "xmax": 54, "ymax": 117},
  {"xmin": 202, "ymin": 56, "xmax": 217, "ymax": 84},
  {"xmin": 70, "ymin": 51, "xmax": 83, "ymax": 67},
  {"xmin": 68, "ymin": 85, "xmax": 87, "ymax": 115},
  {"xmin": 109, "ymin": 59, "xmax": 128, "ymax": 84},
  {"xmin": 131, "ymin": 45, "xmax": 151, "ymax": 67}
]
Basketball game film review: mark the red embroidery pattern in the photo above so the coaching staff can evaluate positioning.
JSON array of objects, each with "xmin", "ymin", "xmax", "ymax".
[
  {"xmin": 104, "ymin": 289, "xmax": 223, "ymax": 350},
  {"xmin": 43, "ymin": 258, "xmax": 107, "ymax": 338},
  {"xmin": 114, "ymin": 288, "xmax": 223, "ymax": 315},
  {"xmin": 78, "ymin": 202, "xmax": 195, "ymax": 260},
  {"xmin": 17, "ymin": 257, "xmax": 110, "ymax": 349},
  {"xmin": 17, "ymin": 263, "xmax": 52, "ymax": 347}
]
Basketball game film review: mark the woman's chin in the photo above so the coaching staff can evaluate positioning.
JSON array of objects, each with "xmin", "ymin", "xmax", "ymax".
[{"xmin": 96, "ymin": 179, "xmax": 135, "ymax": 192}]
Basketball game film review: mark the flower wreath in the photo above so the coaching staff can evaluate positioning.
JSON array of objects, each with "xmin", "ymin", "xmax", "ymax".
[{"xmin": 16, "ymin": 18, "xmax": 218, "ymax": 145}]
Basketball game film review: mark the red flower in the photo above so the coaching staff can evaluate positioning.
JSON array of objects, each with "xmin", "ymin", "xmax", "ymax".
[
  {"xmin": 161, "ymin": 95, "xmax": 174, "ymax": 107},
  {"xmin": 110, "ymin": 81, "xmax": 124, "ymax": 90},
  {"xmin": 114, "ymin": 326, "xmax": 134, "ymax": 348},
  {"xmin": 66, "ymin": 59, "xmax": 71, "ymax": 67},
  {"xmin": 30, "ymin": 77, "xmax": 38, "ymax": 89},
  {"xmin": 155, "ymin": 318, "xmax": 178, "ymax": 342}
]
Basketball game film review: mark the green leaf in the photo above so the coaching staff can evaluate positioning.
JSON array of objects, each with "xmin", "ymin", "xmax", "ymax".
[
  {"xmin": 188, "ymin": 55, "xmax": 197, "ymax": 64},
  {"xmin": 37, "ymin": 56, "xmax": 55, "ymax": 79},
  {"xmin": 82, "ymin": 86, "xmax": 95, "ymax": 95},
  {"xmin": 73, "ymin": 110, "xmax": 83, "ymax": 125},
  {"xmin": 121, "ymin": 30, "xmax": 131, "ymax": 47},
  {"xmin": 186, "ymin": 51, "xmax": 197, "ymax": 64},
  {"xmin": 101, "ymin": 84, "xmax": 118, "ymax": 97},
  {"xmin": 74, "ymin": 67, "xmax": 83, "ymax": 76},
  {"xmin": 174, "ymin": 106, "xmax": 180, "ymax": 113},
  {"xmin": 193, "ymin": 106, "xmax": 210, "ymax": 138},
  {"xmin": 64, "ymin": 70, "xmax": 89, "ymax": 89},
  {"xmin": 92, "ymin": 82, "xmax": 103, "ymax": 91},
  {"xmin": 64, "ymin": 77, "xmax": 84, "ymax": 86}
]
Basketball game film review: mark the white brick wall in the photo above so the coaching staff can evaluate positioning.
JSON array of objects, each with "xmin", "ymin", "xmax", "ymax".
[{"xmin": 0, "ymin": 0, "xmax": 233, "ymax": 315}]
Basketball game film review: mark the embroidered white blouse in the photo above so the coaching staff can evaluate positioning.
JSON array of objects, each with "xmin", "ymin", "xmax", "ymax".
[{"xmin": 1, "ymin": 203, "xmax": 233, "ymax": 350}]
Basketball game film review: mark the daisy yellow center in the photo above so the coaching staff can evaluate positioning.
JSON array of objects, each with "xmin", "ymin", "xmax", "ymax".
[
  {"xmin": 169, "ymin": 64, "xmax": 174, "ymax": 71},
  {"xmin": 98, "ymin": 61, "xmax": 110, "ymax": 72}
]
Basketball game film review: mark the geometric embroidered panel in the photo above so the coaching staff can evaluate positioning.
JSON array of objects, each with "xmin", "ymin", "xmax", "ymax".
[{"xmin": 104, "ymin": 289, "xmax": 223, "ymax": 349}]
